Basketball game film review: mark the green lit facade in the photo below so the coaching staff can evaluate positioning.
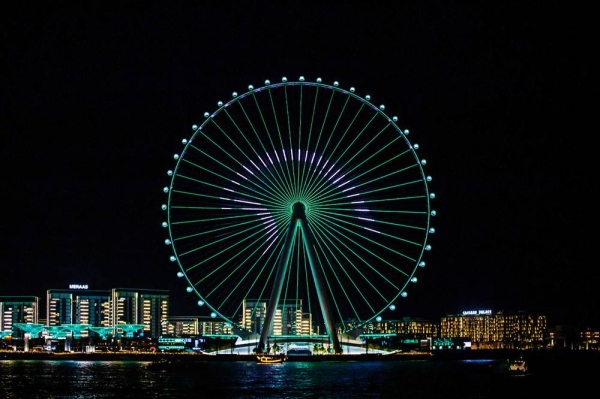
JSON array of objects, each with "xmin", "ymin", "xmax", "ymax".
[{"xmin": 0, "ymin": 296, "xmax": 39, "ymax": 336}]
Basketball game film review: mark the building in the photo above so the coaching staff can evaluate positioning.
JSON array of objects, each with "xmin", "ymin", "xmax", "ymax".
[
  {"xmin": 47, "ymin": 288, "xmax": 111, "ymax": 331},
  {"xmin": 371, "ymin": 317, "xmax": 440, "ymax": 338},
  {"xmin": 165, "ymin": 316, "xmax": 200, "ymax": 336},
  {"xmin": 111, "ymin": 288, "xmax": 169, "ymax": 339},
  {"xmin": 0, "ymin": 296, "xmax": 39, "ymax": 333},
  {"xmin": 241, "ymin": 299, "xmax": 314, "ymax": 336},
  {"xmin": 440, "ymin": 309, "xmax": 547, "ymax": 349},
  {"xmin": 46, "ymin": 286, "xmax": 170, "ymax": 339},
  {"xmin": 241, "ymin": 299, "xmax": 266, "ymax": 334}
]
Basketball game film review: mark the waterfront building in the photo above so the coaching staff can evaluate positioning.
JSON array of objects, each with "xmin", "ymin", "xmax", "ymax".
[
  {"xmin": 299, "ymin": 312, "xmax": 313, "ymax": 335},
  {"xmin": 111, "ymin": 288, "xmax": 169, "ymax": 339},
  {"xmin": 47, "ymin": 289, "xmax": 112, "ymax": 334},
  {"xmin": 165, "ymin": 316, "xmax": 200, "ymax": 335},
  {"xmin": 440, "ymin": 309, "xmax": 546, "ymax": 349},
  {"xmin": 544, "ymin": 324, "xmax": 600, "ymax": 350},
  {"xmin": 241, "ymin": 300, "xmax": 266, "ymax": 334},
  {"xmin": 577, "ymin": 327, "xmax": 600, "ymax": 350},
  {"xmin": 45, "ymin": 287, "xmax": 169, "ymax": 339},
  {"xmin": 0, "ymin": 296, "xmax": 39, "ymax": 338},
  {"xmin": 349, "ymin": 317, "xmax": 438, "ymax": 351},
  {"xmin": 370, "ymin": 317, "xmax": 440, "ymax": 338},
  {"xmin": 272, "ymin": 299, "xmax": 304, "ymax": 336},
  {"xmin": 242, "ymin": 299, "xmax": 314, "ymax": 336}
]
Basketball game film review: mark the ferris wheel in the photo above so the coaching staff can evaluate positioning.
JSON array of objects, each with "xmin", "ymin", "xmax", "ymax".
[{"xmin": 162, "ymin": 76, "xmax": 435, "ymax": 353}]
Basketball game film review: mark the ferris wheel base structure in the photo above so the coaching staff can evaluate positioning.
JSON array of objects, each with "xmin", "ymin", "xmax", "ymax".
[{"xmin": 216, "ymin": 334, "xmax": 380, "ymax": 356}]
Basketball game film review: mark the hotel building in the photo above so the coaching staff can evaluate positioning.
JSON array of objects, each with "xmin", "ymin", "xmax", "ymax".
[{"xmin": 440, "ymin": 309, "xmax": 547, "ymax": 349}]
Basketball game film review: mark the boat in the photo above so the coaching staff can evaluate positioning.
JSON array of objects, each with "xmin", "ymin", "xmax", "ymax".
[
  {"xmin": 256, "ymin": 353, "xmax": 287, "ymax": 364},
  {"xmin": 508, "ymin": 357, "xmax": 527, "ymax": 373}
]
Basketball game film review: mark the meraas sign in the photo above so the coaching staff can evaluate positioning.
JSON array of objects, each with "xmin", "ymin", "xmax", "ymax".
[{"xmin": 69, "ymin": 284, "xmax": 89, "ymax": 289}]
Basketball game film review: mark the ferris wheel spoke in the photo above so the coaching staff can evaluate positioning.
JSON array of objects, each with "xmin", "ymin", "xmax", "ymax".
[
  {"xmin": 325, "ymin": 209, "xmax": 427, "ymax": 235},
  {"xmin": 179, "ymin": 143, "xmax": 288, "ymax": 205},
  {"xmin": 309, "ymin": 227, "xmax": 376, "ymax": 319},
  {"xmin": 206, "ymin": 229, "xmax": 286, "ymax": 314},
  {"xmin": 309, "ymin": 162, "xmax": 420, "ymax": 208},
  {"xmin": 266, "ymin": 88, "xmax": 297, "ymax": 198},
  {"xmin": 247, "ymin": 93, "xmax": 295, "ymax": 201},
  {"xmin": 324, "ymin": 100, "xmax": 366, "ymax": 167},
  {"xmin": 310, "ymin": 215, "xmax": 414, "ymax": 291},
  {"xmin": 336, "ymin": 128, "xmax": 403, "ymax": 179},
  {"xmin": 265, "ymin": 88, "xmax": 287, "ymax": 165},
  {"xmin": 351, "ymin": 163, "xmax": 422, "ymax": 192},
  {"xmin": 319, "ymin": 211, "xmax": 424, "ymax": 250},
  {"xmin": 315, "ymin": 209, "xmax": 426, "ymax": 238},
  {"xmin": 182, "ymin": 217, "xmax": 280, "ymax": 272},
  {"xmin": 300, "ymin": 90, "xmax": 341, "ymax": 195},
  {"xmin": 250, "ymin": 237, "xmax": 289, "ymax": 306},
  {"xmin": 297, "ymin": 87, "xmax": 322, "ymax": 198},
  {"xmin": 195, "ymin": 223, "xmax": 283, "ymax": 294},
  {"xmin": 316, "ymin": 212, "xmax": 417, "ymax": 266},
  {"xmin": 331, "ymin": 112, "xmax": 380, "ymax": 172},
  {"xmin": 297, "ymin": 85, "xmax": 321, "ymax": 196},
  {"xmin": 310, "ymin": 216, "xmax": 400, "ymax": 296},
  {"xmin": 311, "ymin": 247, "xmax": 359, "ymax": 325},
  {"xmin": 308, "ymin": 234, "xmax": 390, "ymax": 327},
  {"xmin": 230, "ymin": 99, "xmax": 298, "ymax": 202},
  {"xmin": 171, "ymin": 213, "xmax": 265, "ymax": 241},
  {"xmin": 209, "ymin": 232, "xmax": 287, "ymax": 321},
  {"xmin": 282, "ymin": 85, "xmax": 300, "ymax": 195},
  {"xmin": 205, "ymin": 122, "xmax": 293, "ymax": 202}
]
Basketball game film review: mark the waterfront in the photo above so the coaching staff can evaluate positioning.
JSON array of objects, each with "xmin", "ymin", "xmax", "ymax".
[{"xmin": 0, "ymin": 351, "xmax": 594, "ymax": 398}]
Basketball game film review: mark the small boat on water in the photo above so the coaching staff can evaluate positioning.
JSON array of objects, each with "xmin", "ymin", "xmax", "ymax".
[
  {"xmin": 256, "ymin": 353, "xmax": 287, "ymax": 364},
  {"xmin": 508, "ymin": 357, "xmax": 527, "ymax": 373}
]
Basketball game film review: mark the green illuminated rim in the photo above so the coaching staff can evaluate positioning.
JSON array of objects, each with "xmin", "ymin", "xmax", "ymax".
[{"xmin": 162, "ymin": 77, "xmax": 435, "ymax": 333}]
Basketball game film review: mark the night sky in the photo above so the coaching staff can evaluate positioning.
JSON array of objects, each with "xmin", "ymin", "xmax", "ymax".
[{"xmin": 3, "ymin": 3, "xmax": 596, "ymax": 327}]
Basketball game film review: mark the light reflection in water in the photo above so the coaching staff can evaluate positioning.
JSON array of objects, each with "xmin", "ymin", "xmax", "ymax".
[{"xmin": 0, "ymin": 358, "xmax": 543, "ymax": 398}]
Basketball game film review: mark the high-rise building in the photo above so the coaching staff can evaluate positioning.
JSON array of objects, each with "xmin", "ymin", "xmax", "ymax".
[
  {"xmin": 111, "ymin": 288, "xmax": 169, "ymax": 338},
  {"xmin": 242, "ymin": 300, "xmax": 266, "ymax": 334},
  {"xmin": 0, "ymin": 296, "xmax": 39, "ymax": 333},
  {"xmin": 242, "ymin": 299, "xmax": 313, "ymax": 336},
  {"xmin": 273, "ymin": 299, "xmax": 304, "ymax": 336},
  {"xmin": 47, "ymin": 289, "xmax": 111, "ymax": 328},
  {"xmin": 45, "ymin": 287, "xmax": 169, "ymax": 339}
]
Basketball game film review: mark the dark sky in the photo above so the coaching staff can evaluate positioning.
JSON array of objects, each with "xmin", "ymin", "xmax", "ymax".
[{"xmin": 3, "ymin": 3, "xmax": 596, "ymax": 327}]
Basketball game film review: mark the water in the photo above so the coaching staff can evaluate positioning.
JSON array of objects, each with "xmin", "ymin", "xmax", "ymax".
[{"xmin": 0, "ymin": 357, "xmax": 588, "ymax": 398}]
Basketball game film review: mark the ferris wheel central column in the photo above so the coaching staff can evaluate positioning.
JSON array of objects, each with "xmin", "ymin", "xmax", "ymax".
[{"xmin": 257, "ymin": 201, "xmax": 342, "ymax": 354}]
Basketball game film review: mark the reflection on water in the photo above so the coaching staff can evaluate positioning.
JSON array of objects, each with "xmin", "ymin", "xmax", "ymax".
[{"xmin": 0, "ymin": 357, "xmax": 587, "ymax": 398}]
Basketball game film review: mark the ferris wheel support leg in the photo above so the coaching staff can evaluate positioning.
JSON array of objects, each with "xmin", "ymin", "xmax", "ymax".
[
  {"xmin": 299, "ymin": 210, "xmax": 343, "ymax": 355},
  {"xmin": 257, "ymin": 215, "xmax": 298, "ymax": 353}
]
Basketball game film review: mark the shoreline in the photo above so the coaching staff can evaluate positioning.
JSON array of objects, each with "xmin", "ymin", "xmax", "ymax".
[{"xmin": 2, "ymin": 349, "xmax": 598, "ymax": 362}]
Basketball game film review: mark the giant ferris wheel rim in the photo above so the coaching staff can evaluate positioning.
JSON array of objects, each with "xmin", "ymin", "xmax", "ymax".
[{"xmin": 162, "ymin": 76, "xmax": 435, "ymax": 333}]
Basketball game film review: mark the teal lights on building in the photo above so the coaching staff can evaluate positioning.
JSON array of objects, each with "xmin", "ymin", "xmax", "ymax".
[
  {"xmin": 0, "ymin": 296, "xmax": 39, "ymax": 334},
  {"xmin": 157, "ymin": 336, "xmax": 186, "ymax": 351}
]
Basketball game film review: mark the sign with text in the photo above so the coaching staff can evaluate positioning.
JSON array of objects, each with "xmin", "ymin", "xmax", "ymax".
[{"xmin": 69, "ymin": 284, "xmax": 89, "ymax": 289}]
